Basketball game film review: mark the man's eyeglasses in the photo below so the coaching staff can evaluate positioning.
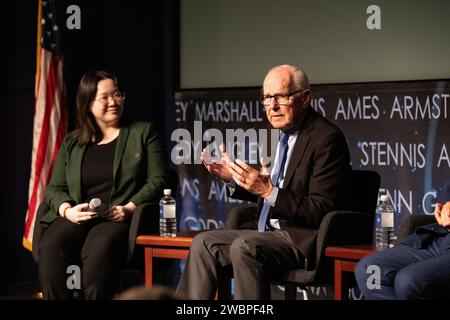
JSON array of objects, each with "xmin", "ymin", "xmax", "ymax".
[
  {"xmin": 259, "ymin": 89, "xmax": 303, "ymax": 106},
  {"xmin": 94, "ymin": 92, "xmax": 125, "ymax": 105}
]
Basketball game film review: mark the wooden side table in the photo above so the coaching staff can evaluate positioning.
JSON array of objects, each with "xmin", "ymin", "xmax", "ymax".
[
  {"xmin": 136, "ymin": 230, "xmax": 231, "ymax": 299},
  {"xmin": 325, "ymin": 244, "xmax": 375, "ymax": 300},
  {"xmin": 136, "ymin": 231, "xmax": 199, "ymax": 287}
]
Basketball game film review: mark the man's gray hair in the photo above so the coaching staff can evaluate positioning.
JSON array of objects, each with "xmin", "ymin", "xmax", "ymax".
[{"xmin": 267, "ymin": 64, "xmax": 310, "ymax": 91}]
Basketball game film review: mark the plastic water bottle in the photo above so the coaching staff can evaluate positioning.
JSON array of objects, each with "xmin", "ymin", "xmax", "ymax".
[
  {"xmin": 375, "ymin": 195, "xmax": 396, "ymax": 250},
  {"xmin": 159, "ymin": 189, "xmax": 177, "ymax": 237}
]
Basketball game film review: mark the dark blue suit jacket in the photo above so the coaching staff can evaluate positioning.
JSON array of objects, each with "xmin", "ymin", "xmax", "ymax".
[{"xmin": 401, "ymin": 223, "xmax": 449, "ymax": 249}]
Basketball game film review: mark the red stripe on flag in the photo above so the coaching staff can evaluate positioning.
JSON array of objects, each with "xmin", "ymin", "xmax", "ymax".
[
  {"xmin": 23, "ymin": 55, "xmax": 58, "ymax": 238},
  {"xmin": 47, "ymin": 84, "xmax": 67, "ymax": 182}
]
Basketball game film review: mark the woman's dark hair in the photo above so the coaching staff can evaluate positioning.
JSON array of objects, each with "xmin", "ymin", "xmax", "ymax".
[{"xmin": 70, "ymin": 70, "xmax": 124, "ymax": 145}]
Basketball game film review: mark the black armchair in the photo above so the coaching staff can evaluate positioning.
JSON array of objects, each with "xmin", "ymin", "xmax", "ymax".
[{"xmin": 224, "ymin": 169, "xmax": 381, "ymax": 299}]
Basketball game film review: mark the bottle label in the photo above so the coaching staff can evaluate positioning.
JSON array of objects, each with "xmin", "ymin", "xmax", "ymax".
[
  {"xmin": 381, "ymin": 212, "xmax": 394, "ymax": 228},
  {"xmin": 163, "ymin": 204, "xmax": 176, "ymax": 218}
]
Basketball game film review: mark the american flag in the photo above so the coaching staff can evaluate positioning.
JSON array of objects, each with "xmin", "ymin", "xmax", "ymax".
[{"xmin": 23, "ymin": 0, "xmax": 67, "ymax": 250}]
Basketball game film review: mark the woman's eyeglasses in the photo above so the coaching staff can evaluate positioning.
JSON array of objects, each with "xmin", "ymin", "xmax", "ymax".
[{"xmin": 94, "ymin": 92, "xmax": 125, "ymax": 105}]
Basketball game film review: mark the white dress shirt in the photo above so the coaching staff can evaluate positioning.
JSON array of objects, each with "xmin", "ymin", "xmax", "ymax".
[{"xmin": 267, "ymin": 131, "xmax": 298, "ymax": 229}]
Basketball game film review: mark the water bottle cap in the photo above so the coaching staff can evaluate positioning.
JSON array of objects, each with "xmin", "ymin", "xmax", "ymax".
[
  {"xmin": 163, "ymin": 189, "xmax": 172, "ymax": 196},
  {"xmin": 380, "ymin": 195, "xmax": 389, "ymax": 202}
]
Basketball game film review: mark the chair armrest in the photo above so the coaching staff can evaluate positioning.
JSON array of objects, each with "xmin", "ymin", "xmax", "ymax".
[
  {"xmin": 128, "ymin": 202, "xmax": 159, "ymax": 262},
  {"xmin": 318, "ymin": 210, "xmax": 373, "ymax": 246},
  {"xmin": 32, "ymin": 202, "xmax": 50, "ymax": 263},
  {"xmin": 224, "ymin": 204, "xmax": 257, "ymax": 230},
  {"xmin": 315, "ymin": 210, "xmax": 373, "ymax": 267},
  {"xmin": 397, "ymin": 214, "xmax": 436, "ymax": 242}
]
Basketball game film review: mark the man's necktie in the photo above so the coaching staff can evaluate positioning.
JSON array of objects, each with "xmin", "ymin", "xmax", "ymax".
[{"xmin": 257, "ymin": 132, "xmax": 289, "ymax": 232}]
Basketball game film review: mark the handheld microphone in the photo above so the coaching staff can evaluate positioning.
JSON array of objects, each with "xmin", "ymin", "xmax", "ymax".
[{"xmin": 88, "ymin": 198, "xmax": 102, "ymax": 211}]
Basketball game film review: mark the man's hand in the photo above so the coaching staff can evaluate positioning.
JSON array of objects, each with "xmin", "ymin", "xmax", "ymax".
[
  {"xmin": 435, "ymin": 201, "xmax": 450, "ymax": 229},
  {"xmin": 201, "ymin": 144, "xmax": 233, "ymax": 183},
  {"xmin": 229, "ymin": 159, "xmax": 273, "ymax": 199}
]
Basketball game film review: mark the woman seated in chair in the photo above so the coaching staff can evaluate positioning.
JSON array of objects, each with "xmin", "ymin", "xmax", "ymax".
[
  {"xmin": 355, "ymin": 201, "xmax": 450, "ymax": 299},
  {"xmin": 38, "ymin": 70, "xmax": 169, "ymax": 299}
]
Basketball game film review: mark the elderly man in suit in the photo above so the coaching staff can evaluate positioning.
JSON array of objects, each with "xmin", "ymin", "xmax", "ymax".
[{"xmin": 177, "ymin": 64, "xmax": 351, "ymax": 300}]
